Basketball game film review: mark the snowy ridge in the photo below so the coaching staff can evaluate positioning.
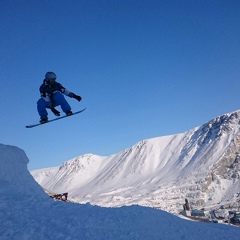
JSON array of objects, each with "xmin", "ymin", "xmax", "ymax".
[
  {"xmin": 32, "ymin": 110, "xmax": 240, "ymax": 212},
  {"xmin": 2, "ymin": 144, "xmax": 240, "ymax": 239}
]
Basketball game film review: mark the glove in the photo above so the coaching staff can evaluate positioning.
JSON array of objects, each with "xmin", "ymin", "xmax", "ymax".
[
  {"xmin": 51, "ymin": 107, "xmax": 60, "ymax": 116},
  {"xmin": 69, "ymin": 93, "xmax": 82, "ymax": 102},
  {"xmin": 74, "ymin": 95, "xmax": 82, "ymax": 102}
]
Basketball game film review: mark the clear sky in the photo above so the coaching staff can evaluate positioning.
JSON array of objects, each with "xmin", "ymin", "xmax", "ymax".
[{"xmin": 1, "ymin": 0, "xmax": 240, "ymax": 170}]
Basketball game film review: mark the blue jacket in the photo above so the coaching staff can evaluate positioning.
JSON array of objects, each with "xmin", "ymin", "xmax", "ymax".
[{"xmin": 39, "ymin": 79, "xmax": 70, "ymax": 102}]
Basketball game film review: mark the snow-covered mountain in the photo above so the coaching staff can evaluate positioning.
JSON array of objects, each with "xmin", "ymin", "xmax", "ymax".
[
  {"xmin": 3, "ymin": 144, "xmax": 240, "ymax": 239},
  {"xmin": 32, "ymin": 110, "xmax": 240, "ymax": 212}
]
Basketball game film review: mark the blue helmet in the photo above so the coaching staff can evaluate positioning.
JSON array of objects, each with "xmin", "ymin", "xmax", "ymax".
[{"xmin": 45, "ymin": 72, "xmax": 57, "ymax": 80}]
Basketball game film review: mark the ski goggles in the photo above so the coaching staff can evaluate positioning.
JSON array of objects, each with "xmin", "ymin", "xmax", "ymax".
[{"xmin": 48, "ymin": 78, "xmax": 56, "ymax": 84}]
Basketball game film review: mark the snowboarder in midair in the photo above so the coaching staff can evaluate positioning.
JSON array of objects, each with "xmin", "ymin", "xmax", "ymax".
[{"xmin": 37, "ymin": 72, "xmax": 82, "ymax": 123}]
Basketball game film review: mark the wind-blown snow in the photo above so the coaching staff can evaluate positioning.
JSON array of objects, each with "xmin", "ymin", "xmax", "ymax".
[
  {"xmin": 1, "ymin": 143, "xmax": 240, "ymax": 239},
  {"xmin": 32, "ymin": 110, "xmax": 240, "ymax": 212}
]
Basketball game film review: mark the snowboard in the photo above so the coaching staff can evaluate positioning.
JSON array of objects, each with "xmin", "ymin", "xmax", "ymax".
[{"xmin": 26, "ymin": 108, "xmax": 86, "ymax": 128}]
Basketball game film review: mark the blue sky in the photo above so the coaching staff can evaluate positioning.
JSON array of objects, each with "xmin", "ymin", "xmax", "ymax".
[{"xmin": 1, "ymin": 0, "xmax": 240, "ymax": 170}]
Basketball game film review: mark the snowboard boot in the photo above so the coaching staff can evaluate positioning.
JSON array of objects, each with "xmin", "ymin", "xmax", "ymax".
[
  {"xmin": 40, "ymin": 116, "xmax": 48, "ymax": 124},
  {"xmin": 66, "ymin": 110, "xmax": 73, "ymax": 116}
]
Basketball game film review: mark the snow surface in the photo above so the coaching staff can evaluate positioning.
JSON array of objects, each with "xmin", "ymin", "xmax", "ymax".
[
  {"xmin": 1, "ymin": 144, "xmax": 240, "ymax": 239},
  {"xmin": 32, "ymin": 110, "xmax": 240, "ymax": 212}
]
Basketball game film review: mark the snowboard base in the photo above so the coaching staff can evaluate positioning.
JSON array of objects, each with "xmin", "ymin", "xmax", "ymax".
[{"xmin": 26, "ymin": 108, "xmax": 86, "ymax": 128}]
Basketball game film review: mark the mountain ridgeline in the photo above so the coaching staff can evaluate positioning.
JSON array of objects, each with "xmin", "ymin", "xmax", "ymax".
[{"xmin": 32, "ymin": 110, "xmax": 240, "ymax": 212}]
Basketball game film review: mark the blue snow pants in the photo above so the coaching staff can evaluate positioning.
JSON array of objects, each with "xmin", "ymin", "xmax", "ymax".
[{"xmin": 37, "ymin": 92, "xmax": 71, "ymax": 117}]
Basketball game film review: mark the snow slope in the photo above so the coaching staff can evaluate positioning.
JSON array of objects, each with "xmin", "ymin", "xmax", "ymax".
[
  {"xmin": 1, "ymin": 143, "xmax": 240, "ymax": 239},
  {"xmin": 32, "ymin": 110, "xmax": 240, "ymax": 212}
]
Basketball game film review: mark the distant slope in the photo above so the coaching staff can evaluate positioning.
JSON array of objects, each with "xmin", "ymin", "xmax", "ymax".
[{"xmin": 32, "ymin": 110, "xmax": 240, "ymax": 212}]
